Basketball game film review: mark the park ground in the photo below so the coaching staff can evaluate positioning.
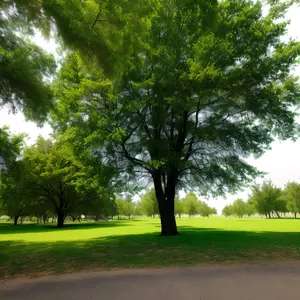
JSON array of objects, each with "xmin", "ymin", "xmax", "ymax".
[{"xmin": 1, "ymin": 217, "xmax": 300, "ymax": 279}]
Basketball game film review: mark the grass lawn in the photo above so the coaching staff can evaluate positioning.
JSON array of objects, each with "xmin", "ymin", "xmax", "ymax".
[{"xmin": 1, "ymin": 217, "xmax": 300, "ymax": 278}]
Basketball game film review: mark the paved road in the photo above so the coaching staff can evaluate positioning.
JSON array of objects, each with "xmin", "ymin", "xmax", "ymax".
[{"xmin": 1, "ymin": 262, "xmax": 300, "ymax": 300}]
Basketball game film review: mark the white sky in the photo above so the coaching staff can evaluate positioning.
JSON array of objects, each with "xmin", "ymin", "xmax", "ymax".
[{"xmin": 1, "ymin": 4, "xmax": 300, "ymax": 213}]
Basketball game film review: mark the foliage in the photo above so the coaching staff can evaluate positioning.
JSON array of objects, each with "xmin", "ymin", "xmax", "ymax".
[
  {"xmin": 198, "ymin": 201, "xmax": 217, "ymax": 217},
  {"xmin": 249, "ymin": 181, "xmax": 282, "ymax": 218},
  {"xmin": 51, "ymin": 0, "xmax": 300, "ymax": 235},
  {"xmin": 245, "ymin": 200, "xmax": 256, "ymax": 217},
  {"xmin": 281, "ymin": 182, "xmax": 300, "ymax": 218},
  {"xmin": 174, "ymin": 198, "xmax": 184, "ymax": 218},
  {"xmin": 115, "ymin": 197, "xmax": 135, "ymax": 219},
  {"xmin": 182, "ymin": 192, "xmax": 199, "ymax": 218},
  {"xmin": 0, "ymin": 161, "xmax": 30, "ymax": 224},
  {"xmin": 0, "ymin": 3, "xmax": 56, "ymax": 122},
  {"xmin": 22, "ymin": 137, "xmax": 86, "ymax": 227},
  {"xmin": 1, "ymin": 0, "xmax": 157, "ymax": 77},
  {"xmin": 138, "ymin": 189, "xmax": 159, "ymax": 217},
  {"xmin": 232, "ymin": 199, "xmax": 247, "ymax": 218},
  {"xmin": 222, "ymin": 204, "xmax": 233, "ymax": 217},
  {"xmin": 0, "ymin": 126, "xmax": 25, "ymax": 170}
]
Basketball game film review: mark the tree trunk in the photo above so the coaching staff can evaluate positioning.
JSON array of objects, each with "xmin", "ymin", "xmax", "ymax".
[
  {"xmin": 268, "ymin": 212, "xmax": 272, "ymax": 219},
  {"xmin": 13, "ymin": 216, "xmax": 19, "ymax": 225},
  {"xmin": 275, "ymin": 211, "xmax": 280, "ymax": 218},
  {"xmin": 57, "ymin": 212, "xmax": 65, "ymax": 228},
  {"xmin": 294, "ymin": 212, "xmax": 297, "ymax": 219},
  {"xmin": 153, "ymin": 171, "xmax": 179, "ymax": 236}
]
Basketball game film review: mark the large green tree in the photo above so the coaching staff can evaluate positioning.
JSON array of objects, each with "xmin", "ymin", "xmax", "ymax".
[{"xmin": 52, "ymin": 0, "xmax": 300, "ymax": 235}]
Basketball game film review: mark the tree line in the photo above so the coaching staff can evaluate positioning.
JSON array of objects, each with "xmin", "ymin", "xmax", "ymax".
[
  {"xmin": 222, "ymin": 181, "xmax": 300, "ymax": 218},
  {"xmin": 1, "ymin": 0, "xmax": 299, "ymax": 235},
  {"xmin": 0, "ymin": 131, "xmax": 216, "ymax": 226}
]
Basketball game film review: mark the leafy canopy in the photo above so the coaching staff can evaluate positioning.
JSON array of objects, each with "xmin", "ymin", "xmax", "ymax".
[{"xmin": 52, "ymin": 0, "xmax": 300, "ymax": 200}]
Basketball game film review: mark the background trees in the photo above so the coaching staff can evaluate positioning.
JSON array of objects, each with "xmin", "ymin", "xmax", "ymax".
[
  {"xmin": 232, "ymin": 199, "xmax": 247, "ymax": 218},
  {"xmin": 222, "ymin": 205, "xmax": 233, "ymax": 217},
  {"xmin": 249, "ymin": 181, "xmax": 282, "ymax": 219},
  {"xmin": 183, "ymin": 193, "xmax": 200, "ymax": 218},
  {"xmin": 22, "ymin": 137, "xmax": 86, "ymax": 227},
  {"xmin": 138, "ymin": 189, "xmax": 159, "ymax": 218},
  {"xmin": 174, "ymin": 198, "xmax": 184, "ymax": 218},
  {"xmin": 281, "ymin": 182, "xmax": 300, "ymax": 218},
  {"xmin": 0, "ymin": 161, "xmax": 30, "ymax": 225}
]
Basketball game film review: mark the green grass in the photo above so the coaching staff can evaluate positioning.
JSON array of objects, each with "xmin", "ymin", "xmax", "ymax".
[{"xmin": 1, "ymin": 217, "xmax": 300, "ymax": 278}]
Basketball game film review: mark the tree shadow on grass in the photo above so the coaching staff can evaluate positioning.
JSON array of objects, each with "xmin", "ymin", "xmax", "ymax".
[
  {"xmin": 0, "ymin": 220, "xmax": 131, "ymax": 235},
  {"xmin": 1, "ymin": 226, "xmax": 300, "ymax": 278}
]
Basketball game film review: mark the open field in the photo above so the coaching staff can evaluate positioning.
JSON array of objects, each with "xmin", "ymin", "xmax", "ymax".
[{"xmin": 1, "ymin": 217, "xmax": 300, "ymax": 278}]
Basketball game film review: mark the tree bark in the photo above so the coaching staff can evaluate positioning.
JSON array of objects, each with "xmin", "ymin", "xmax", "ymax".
[
  {"xmin": 153, "ymin": 171, "xmax": 179, "ymax": 236},
  {"xmin": 13, "ymin": 216, "xmax": 19, "ymax": 225},
  {"xmin": 57, "ymin": 212, "xmax": 65, "ymax": 228}
]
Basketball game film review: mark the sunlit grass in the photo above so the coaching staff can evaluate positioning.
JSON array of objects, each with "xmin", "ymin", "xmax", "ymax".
[{"xmin": 1, "ymin": 217, "xmax": 300, "ymax": 278}]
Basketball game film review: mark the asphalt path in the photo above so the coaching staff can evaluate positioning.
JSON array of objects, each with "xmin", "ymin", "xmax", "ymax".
[{"xmin": 1, "ymin": 262, "xmax": 300, "ymax": 300}]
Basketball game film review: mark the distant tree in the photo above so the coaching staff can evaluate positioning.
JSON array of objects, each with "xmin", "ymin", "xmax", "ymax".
[
  {"xmin": 134, "ymin": 201, "xmax": 143, "ymax": 217},
  {"xmin": 281, "ymin": 182, "xmax": 300, "ymax": 218},
  {"xmin": 245, "ymin": 200, "xmax": 256, "ymax": 217},
  {"xmin": 198, "ymin": 201, "xmax": 217, "ymax": 217},
  {"xmin": 183, "ymin": 192, "xmax": 199, "ymax": 218},
  {"xmin": 273, "ymin": 199, "xmax": 287, "ymax": 218},
  {"xmin": 174, "ymin": 198, "xmax": 184, "ymax": 218},
  {"xmin": 210, "ymin": 207, "xmax": 217, "ymax": 215},
  {"xmin": 139, "ymin": 189, "xmax": 159, "ymax": 218},
  {"xmin": 115, "ymin": 198, "xmax": 127, "ymax": 220},
  {"xmin": 23, "ymin": 137, "xmax": 85, "ymax": 227},
  {"xmin": 249, "ymin": 181, "xmax": 282, "ymax": 219},
  {"xmin": 0, "ymin": 161, "xmax": 29, "ymax": 225},
  {"xmin": 124, "ymin": 195, "xmax": 135, "ymax": 219},
  {"xmin": 222, "ymin": 205, "xmax": 233, "ymax": 217},
  {"xmin": 232, "ymin": 199, "xmax": 247, "ymax": 218}
]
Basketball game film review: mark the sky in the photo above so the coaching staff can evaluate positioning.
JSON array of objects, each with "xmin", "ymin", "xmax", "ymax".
[{"xmin": 1, "ymin": 3, "xmax": 300, "ymax": 213}]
